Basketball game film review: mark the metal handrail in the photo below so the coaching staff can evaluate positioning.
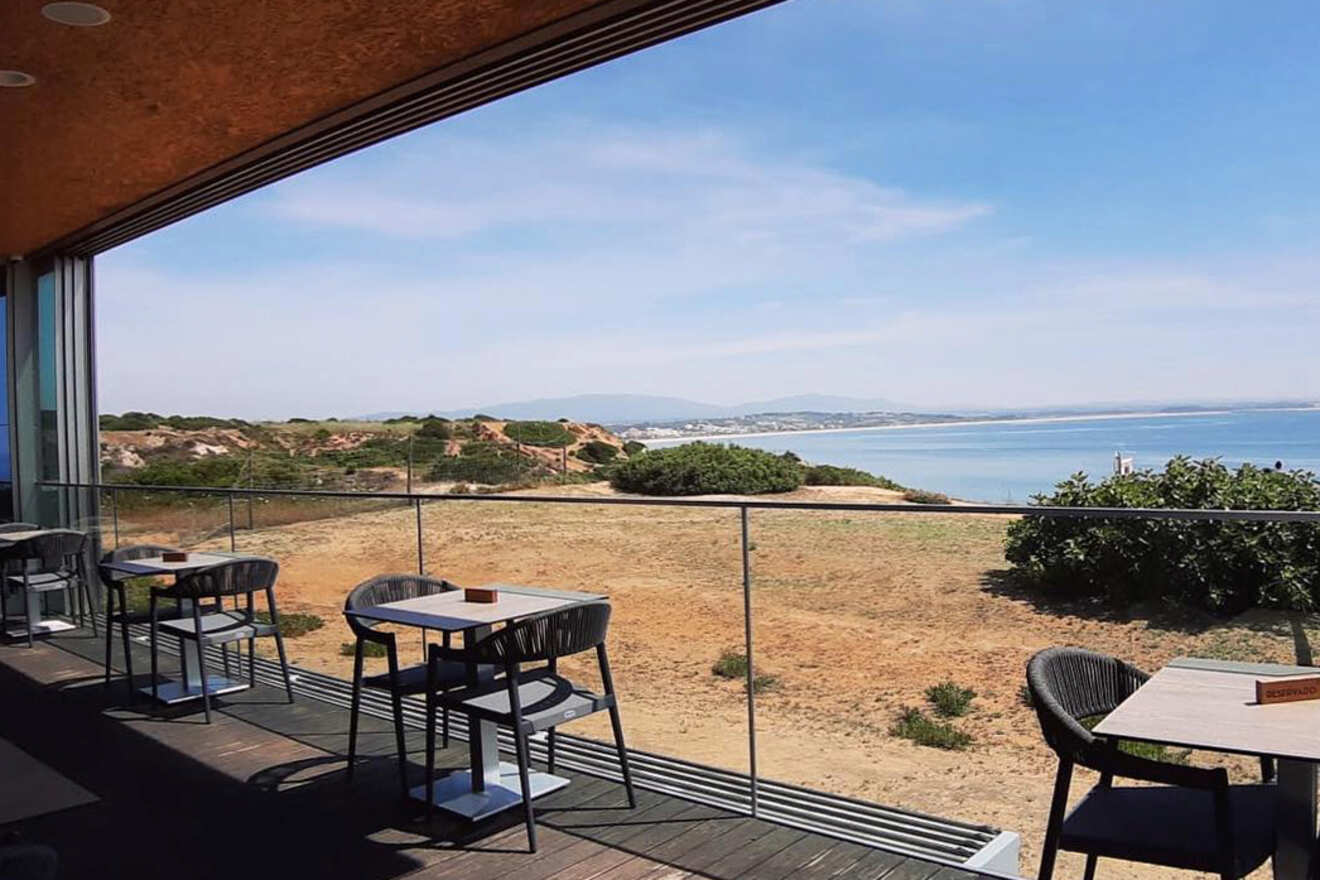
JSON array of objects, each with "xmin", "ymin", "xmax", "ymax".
[{"xmin": 36, "ymin": 478, "xmax": 1320, "ymax": 522}]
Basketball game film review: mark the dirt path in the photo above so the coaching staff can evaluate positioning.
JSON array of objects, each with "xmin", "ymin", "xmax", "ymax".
[{"xmin": 121, "ymin": 483, "xmax": 1311, "ymax": 879}]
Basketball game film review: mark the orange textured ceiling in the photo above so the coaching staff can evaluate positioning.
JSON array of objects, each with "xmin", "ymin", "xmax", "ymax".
[{"xmin": 0, "ymin": 0, "xmax": 607, "ymax": 257}]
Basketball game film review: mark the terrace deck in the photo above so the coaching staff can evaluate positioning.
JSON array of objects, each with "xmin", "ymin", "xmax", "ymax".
[{"xmin": 0, "ymin": 630, "xmax": 1004, "ymax": 880}]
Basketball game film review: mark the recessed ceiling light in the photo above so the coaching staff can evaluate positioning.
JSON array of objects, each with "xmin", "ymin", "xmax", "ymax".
[
  {"xmin": 0, "ymin": 71, "xmax": 36, "ymax": 88},
  {"xmin": 41, "ymin": 2, "xmax": 112, "ymax": 26}
]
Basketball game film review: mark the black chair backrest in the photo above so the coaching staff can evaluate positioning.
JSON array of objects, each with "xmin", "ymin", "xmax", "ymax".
[
  {"xmin": 471, "ymin": 602, "xmax": 611, "ymax": 665},
  {"xmin": 166, "ymin": 558, "xmax": 278, "ymax": 600},
  {"xmin": 15, "ymin": 529, "xmax": 88, "ymax": 572},
  {"xmin": 98, "ymin": 544, "xmax": 181, "ymax": 583},
  {"xmin": 344, "ymin": 573, "xmax": 457, "ymax": 637},
  {"xmin": 1026, "ymin": 646, "xmax": 1148, "ymax": 771}
]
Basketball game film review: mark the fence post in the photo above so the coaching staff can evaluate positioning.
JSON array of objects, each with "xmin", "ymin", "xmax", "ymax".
[
  {"xmin": 415, "ymin": 496, "xmax": 425, "ymax": 575},
  {"xmin": 111, "ymin": 487, "xmax": 120, "ymax": 549},
  {"xmin": 740, "ymin": 505, "xmax": 758, "ymax": 817},
  {"xmin": 227, "ymin": 493, "xmax": 237, "ymax": 552}
]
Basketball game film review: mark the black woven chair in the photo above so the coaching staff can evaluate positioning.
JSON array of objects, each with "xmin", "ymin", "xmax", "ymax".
[
  {"xmin": 424, "ymin": 601, "xmax": 635, "ymax": 851},
  {"xmin": 150, "ymin": 557, "xmax": 293, "ymax": 723},
  {"xmin": 99, "ymin": 544, "xmax": 187, "ymax": 699},
  {"xmin": 3, "ymin": 529, "xmax": 94, "ymax": 647},
  {"xmin": 343, "ymin": 574, "xmax": 484, "ymax": 797},
  {"xmin": 1027, "ymin": 647, "xmax": 1276, "ymax": 880}
]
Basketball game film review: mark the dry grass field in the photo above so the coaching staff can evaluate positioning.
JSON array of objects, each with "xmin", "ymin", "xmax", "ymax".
[{"xmin": 112, "ymin": 482, "xmax": 1315, "ymax": 880}]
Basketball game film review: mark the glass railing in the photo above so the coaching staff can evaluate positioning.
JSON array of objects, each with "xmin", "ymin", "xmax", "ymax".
[{"xmin": 37, "ymin": 480, "xmax": 1320, "ymax": 879}]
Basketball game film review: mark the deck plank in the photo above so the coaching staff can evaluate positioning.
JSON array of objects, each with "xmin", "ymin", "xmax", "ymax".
[{"xmin": 0, "ymin": 633, "xmax": 1009, "ymax": 880}]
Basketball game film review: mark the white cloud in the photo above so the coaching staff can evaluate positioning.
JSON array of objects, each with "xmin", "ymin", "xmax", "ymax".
[{"xmin": 264, "ymin": 125, "xmax": 990, "ymax": 248}]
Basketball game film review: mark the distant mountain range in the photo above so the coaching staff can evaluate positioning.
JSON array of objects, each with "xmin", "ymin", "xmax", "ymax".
[{"xmin": 358, "ymin": 393, "xmax": 915, "ymax": 425}]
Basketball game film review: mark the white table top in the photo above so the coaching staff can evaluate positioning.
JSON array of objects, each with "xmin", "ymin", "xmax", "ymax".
[
  {"xmin": 347, "ymin": 583, "xmax": 606, "ymax": 632},
  {"xmin": 1095, "ymin": 658, "xmax": 1320, "ymax": 761},
  {"xmin": 0, "ymin": 529, "xmax": 63, "ymax": 543},
  {"xmin": 101, "ymin": 552, "xmax": 238, "ymax": 577}
]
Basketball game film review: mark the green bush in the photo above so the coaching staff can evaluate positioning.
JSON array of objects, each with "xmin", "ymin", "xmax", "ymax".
[
  {"xmin": 926, "ymin": 681, "xmax": 976, "ymax": 717},
  {"xmin": 576, "ymin": 440, "xmax": 619, "ymax": 464},
  {"xmin": 256, "ymin": 610, "xmax": 324, "ymax": 638},
  {"xmin": 903, "ymin": 489, "xmax": 952, "ymax": 504},
  {"xmin": 428, "ymin": 446, "xmax": 534, "ymax": 485},
  {"xmin": 416, "ymin": 419, "xmax": 451, "ymax": 440},
  {"xmin": 610, "ymin": 443, "xmax": 803, "ymax": 496},
  {"xmin": 802, "ymin": 464, "xmax": 904, "ymax": 490},
  {"xmin": 502, "ymin": 420, "xmax": 575, "ymax": 447},
  {"xmin": 890, "ymin": 708, "xmax": 972, "ymax": 750},
  {"xmin": 712, "ymin": 649, "xmax": 749, "ymax": 679},
  {"xmin": 340, "ymin": 641, "xmax": 387, "ymax": 658},
  {"xmin": 100, "ymin": 411, "xmax": 163, "ymax": 431},
  {"xmin": 1005, "ymin": 457, "xmax": 1320, "ymax": 613},
  {"xmin": 622, "ymin": 440, "xmax": 646, "ymax": 457}
]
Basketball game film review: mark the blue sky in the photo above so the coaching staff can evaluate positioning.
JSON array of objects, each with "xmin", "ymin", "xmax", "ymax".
[{"xmin": 97, "ymin": 0, "xmax": 1320, "ymax": 419}]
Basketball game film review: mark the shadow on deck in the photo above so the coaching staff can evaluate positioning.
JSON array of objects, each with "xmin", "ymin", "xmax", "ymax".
[{"xmin": 0, "ymin": 629, "xmax": 1003, "ymax": 880}]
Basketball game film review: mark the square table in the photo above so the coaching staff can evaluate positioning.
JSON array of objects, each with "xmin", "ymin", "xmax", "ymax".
[
  {"xmin": 100, "ymin": 551, "xmax": 249, "ymax": 704},
  {"xmin": 1095, "ymin": 657, "xmax": 1320, "ymax": 880},
  {"xmin": 345, "ymin": 583, "xmax": 606, "ymax": 821},
  {"xmin": 0, "ymin": 528, "xmax": 82, "ymax": 638}
]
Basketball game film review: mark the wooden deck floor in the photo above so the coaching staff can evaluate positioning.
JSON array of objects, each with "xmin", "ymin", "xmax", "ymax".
[{"xmin": 0, "ymin": 629, "xmax": 1002, "ymax": 880}]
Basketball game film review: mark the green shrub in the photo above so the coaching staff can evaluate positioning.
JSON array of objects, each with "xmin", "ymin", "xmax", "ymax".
[
  {"xmin": 903, "ymin": 489, "xmax": 952, "ymax": 504},
  {"xmin": 416, "ymin": 419, "xmax": 451, "ymax": 440},
  {"xmin": 503, "ymin": 420, "xmax": 575, "ymax": 448},
  {"xmin": 712, "ymin": 649, "xmax": 749, "ymax": 679},
  {"xmin": 622, "ymin": 440, "xmax": 646, "ymax": 456},
  {"xmin": 256, "ymin": 610, "xmax": 324, "ymax": 637},
  {"xmin": 428, "ymin": 445, "xmax": 535, "ymax": 485},
  {"xmin": 576, "ymin": 440, "xmax": 619, "ymax": 464},
  {"xmin": 750, "ymin": 674, "xmax": 780, "ymax": 693},
  {"xmin": 1004, "ymin": 457, "xmax": 1320, "ymax": 612},
  {"xmin": 926, "ymin": 681, "xmax": 976, "ymax": 717},
  {"xmin": 100, "ymin": 411, "xmax": 163, "ymax": 431},
  {"xmin": 610, "ymin": 443, "xmax": 803, "ymax": 496},
  {"xmin": 802, "ymin": 464, "xmax": 904, "ymax": 490},
  {"xmin": 890, "ymin": 708, "xmax": 972, "ymax": 750},
  {"xmin": 340, "ymin": 641, "xmax": 387, "ymax": 658},
  {"xmin": 1080, "ymin": 716, "xmax": 1189, "ymax": 764}
]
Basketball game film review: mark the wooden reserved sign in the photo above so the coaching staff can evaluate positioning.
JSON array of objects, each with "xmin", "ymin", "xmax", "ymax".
[
  {"xmin": 1256, "ymin": 675, "xmax": 1320, "ymax": 705},
  {"xmin": 162, "ymin": 551, "xmax": 188, "ymax": 563},
  {"xmin": 464, "ymin": 587, "xmax": 499, "ymax": 604}
]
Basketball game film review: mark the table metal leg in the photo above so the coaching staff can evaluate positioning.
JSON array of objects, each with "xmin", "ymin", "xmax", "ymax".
[
  {"xmin": 1275, "ymin": 759, "xmax": 1317, "ymax": 880},
  {"xmin": 411, "ymin": 624, "xmax": 570, "ymax": 819}
]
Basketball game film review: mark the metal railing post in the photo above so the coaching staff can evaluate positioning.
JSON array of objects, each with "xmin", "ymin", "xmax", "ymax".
[
  {"xmin": 740, "ymin": 505, "xmax": 758, "ymax": 817},
  {"xmin": 111, "ymin": 487, "xmax": 120, "ymax": 549},
  {"xmin": 415, "ymin": 496, "xmax": 425, "ymax": 575},
  {"xmin": 227, "ymin": 493, "xmax": 237, "ymax": 552}
]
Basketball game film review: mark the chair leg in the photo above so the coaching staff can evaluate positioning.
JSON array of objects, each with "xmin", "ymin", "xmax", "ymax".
[
  {"xmin": 195, "ymin": 638, "xmax": 212, "ymax": 724},
  {"xmin": 389, "ymin": 689, "xmax": 408, "ymax": 799},
  {"xmin": 248, "ymin": 636, "xmax": 256, "ymax": 686},
  {"xmin": 150, "ymin": 604, "xmax": 160, "ymax": 702},
  {"xmin": 272, "ymin": 630, "xmax": 295, "ymax": 703},
  {"xmin": 121, "ymin": 617, "xmax": 136, "ymax": 704},
  {"xmin": 424, "ymin": 678, "xmax": 436, "ymax": 821},
  {"xmin": 81, "ymin": 578, "xmax": 97, "ymax": 636},
  {"xmin": 103, "ymin": 592, "xmax": 115, "ymax": 688},
  {"xmin": 347, "ymin": 640, "xmax": 365, "ymax": 783},
  {"xmin": 1082, "ymin": 855, "xmax": 1097, "ymax": 880},
  {"xmin": 442, "ymin": 705, "xmax": 449, "ymax": 751},
  {"xmin": 1038, "ymin": 759, "xmax": 1073, "ymax": 880},
  {"xmin": 607, "ymin": 705, "xmax": 636, "ymax": 808},
  {"xmin": 513, "ymin": 724, "xmax": 538, "ymax": 852},
  {"xmin": 547, "ymin": 728, "xmax": 556, "ymax": 775},
  {"xmin": 221, "ymin": 643, "xmax": 232, "ymax": 678},
  {"xmin": 24, "ymin": 575, "xmax": 33, "ymax": 648}
]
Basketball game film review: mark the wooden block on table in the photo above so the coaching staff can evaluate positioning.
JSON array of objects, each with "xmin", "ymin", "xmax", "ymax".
[
  {"xmin": 1256, "ymin": 675, "xmax": 1320, "ymax": 705},
  {"xmin": 161, "ymin": 551, "xmax": 188, "ymax": 563},
  {"xmin": 464, "ymin": 587, "xmax": 498, "ymax": 604}
]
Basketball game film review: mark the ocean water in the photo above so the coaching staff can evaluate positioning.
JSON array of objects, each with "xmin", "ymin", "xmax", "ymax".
[{"xmin": 649, "ymin": 409, "xmax": 1320, "ymax": 503}]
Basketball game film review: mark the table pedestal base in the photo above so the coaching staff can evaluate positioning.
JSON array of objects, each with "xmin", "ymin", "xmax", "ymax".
[
  {"xmin": 411, "ymin": 762, "xmax": 570, "ymax": 821},
  {"xmin": 5, "ymin": 618, "xmax": 76, "ymax": 639},
  {"xmin": 139, "ymin": 676, "xmax": 249, "ymax": 705},
  {"xmin": 1274, "ymin": 759, "xmax": 1317, "ymax": 880}
]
